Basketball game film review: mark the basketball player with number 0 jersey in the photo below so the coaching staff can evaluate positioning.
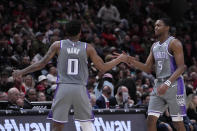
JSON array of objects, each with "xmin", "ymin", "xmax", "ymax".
[{"xmin": 12, "ymin": 20, "xmax": 129, "ymax": 131}]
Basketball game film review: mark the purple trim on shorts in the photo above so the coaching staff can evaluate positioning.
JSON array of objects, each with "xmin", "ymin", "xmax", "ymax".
[
  {"xmin": 47, "ymin": 110, "xmax": 53, "ymax": 119},
  {"xmin": 177, "ymin": 77, "xmax": 186, "ymax": 115},
  {"xmin": 148, "ymin": 110, "xmax": 163, "ymax": 114},
  {"xmin": 52, "ymin": 118, "xmax": 68, "ymax": 123},
  {"xmin": 86, "ymin": 89, "xmax": 95, "ymax": 120},
  {"xmin": 171, "ymin": 114, "xmax": 186, "ymax": 117},
  {"xmin": 170, "ymin": 56, "xmax": 176, "ymax": 74},
  {"xmin": 75, "ymin": 118, "xmax": 95, "ymax": 122}
]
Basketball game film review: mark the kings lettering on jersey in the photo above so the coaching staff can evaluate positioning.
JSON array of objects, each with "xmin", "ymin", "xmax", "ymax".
[
  {"xmin": 154, "ymin": 51, "xmax": 168, "ymax": 60},
  {"xmin": 67, "ymin": 47, "xmax": 80, "ymax": 55}
]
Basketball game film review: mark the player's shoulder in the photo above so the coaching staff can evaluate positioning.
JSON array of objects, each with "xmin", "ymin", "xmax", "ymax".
[
  {"xmin": 86, "ymin": 43, "xmax": 94, "ymax": 50},
  {"xmin": 86, "ymin": 43, "xmax": 96, "ymax": 56},
  {"xmin": 169, "ymin": 38, "xmax": 183, "ymax": 51},
  {"xmin": 171, "ymin": 38, "xmax": 181, "ymax": 44},
  {"xmin": 51, "ymin": 41, "xmax": 61, "ymax": 49},
  {"xmin": 170, "ymin": 38, "xmax": 182, "ymax": 47}
]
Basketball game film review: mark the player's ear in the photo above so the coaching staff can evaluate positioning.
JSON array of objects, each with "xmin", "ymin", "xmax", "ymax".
[{"xmin": 166, "ymin": 26, "xmax": 170, "ymax": 32}]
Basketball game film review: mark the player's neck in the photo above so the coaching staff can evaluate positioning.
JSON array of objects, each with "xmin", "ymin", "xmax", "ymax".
[
  {"xmin": 158, "ymin": 33, "xmax": 169, "ymax": 44},
  {"xmin": 68, "ymin": 36, "xmax": 79, "ymax": 42}
]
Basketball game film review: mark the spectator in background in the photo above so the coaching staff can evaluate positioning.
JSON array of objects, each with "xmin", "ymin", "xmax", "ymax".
[
  {"xmin": 0, "ymin": 71, "xmax": 10, "ymax": 92},
  {"xmin": 7, "ymin": 87, "xmax": 20, "ymax": 110},
  {"xmin": 0, "ymin": 91, "xmax": 8, "ymax": 101},
  {"xmin": 47, "ymin": 66, "xmax": 57, "ymax": 88},
  {"xmin": 190, "ymin": 72, "xmax": 197, "ymax": 90},
  {"xmin": 37, "ymin": 92, "xmax": 46, "ymax": 101},
  {"xmin": 187, "ymin": 94, "xmax": 197, "ymax": 128},
  {"xmin": 101, "ymin": 25, "xmax": 117, "ymax": 47},
  {"xmin": 114, "ymin": 27, "xmax": 126, "ymax": 47},
  {"xmin": 36, "ymin": 75, "xmax": 48, "ymax": 92},
  {"xmin": 112, "ymin": 86, "xmax": 134, "ymax": 108},
  {"xmin": 31, "ymin": 32, "xmax": 47, "ymax": 64},
  {"xmin": 136, "ymin": 94, "xmax": 150, "ymax": 108},
  {"xmin": 90, "ymin": 93, "xmax": 98, "ymax": 109},
  {"xmin": 116, "ymin": 68, "xmax": 137, "ymax": 103},
  {"xmin": 183, "ymin": 74, "xmax": 194, "ymax": 96},
  {"xmin": 16, "ymin": 98, "xmax": 24, "ymax": 108},
  {"xmin": 19, "ymin": 56, "xmax": 31, "ymax": 69},
  {"xmin": 19, "ymin": 92, "xmax": 25, "ymax": 100},
  {"xmin": 22, "ymin": 75, "xmax": 35, "ymax": 91},
  {"xmin": 94, "ymin": 73, "xmax": 114, "ymax": 99},
  {"xmin": 131, "ymin": 35, "xmax": 144, "ymax": 55},
  {"xmin": 96, "ymin": 85, "xmax": 112, "ymax": 109},
  {"xmin": 23, "ymin": 88, "xmax": 36, "ymax": 109},
  {"xmin": 97, "ymin": 0, "xmax": 120, "ymax": 28},
  {"xmin": 13, "ymin": 75, "xmax": 25, "ymax": 93},
  {"xmin": 25, "ymin": 88, "xmax": 37, "ymax": 102}
]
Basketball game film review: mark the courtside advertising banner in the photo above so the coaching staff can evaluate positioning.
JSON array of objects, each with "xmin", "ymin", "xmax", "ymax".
[{"xmin": 0, "ymin": 113, "xmax": 147, "ymax": 131}]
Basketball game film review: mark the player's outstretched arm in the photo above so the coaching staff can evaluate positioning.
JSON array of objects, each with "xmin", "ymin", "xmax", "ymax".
[
  {"xmin": 87, "ymin": 44, "xmax": 128, "ymax": 73},
  {"xmin": 12, "ymin": 41, "xmax": 60, "ymax": 77},
  {"xmin": 128, "ymin": 47, "xmax": 154, "ymax": 73}
]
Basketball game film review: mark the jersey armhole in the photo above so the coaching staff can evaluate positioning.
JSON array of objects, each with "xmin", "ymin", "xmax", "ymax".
[
  {"xmin": 151, "ymin": 42, "xmax": 157, "ymax": 53},
  {"xmin": 166, "ymin": 38, "xmax": 174, "ymax": 57},
  {"xmin": 85, "ymin": 42, "xmax": 87, "ymax": 49},
  {"xmin": 60, "ymin": 40, "xmax": 62, "ymax": 49}
]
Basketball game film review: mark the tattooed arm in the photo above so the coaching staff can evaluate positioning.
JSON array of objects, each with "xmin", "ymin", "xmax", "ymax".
[{"xmin": 13, "ymin": 41, "xmax": 60, "ymax": 77}]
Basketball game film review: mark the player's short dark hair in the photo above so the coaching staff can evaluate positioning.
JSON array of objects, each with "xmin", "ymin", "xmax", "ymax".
[
  {"xmin": 65, "ymin": 20, "xmax": 81, "ymax": 36},
  {"xmin": 158, "ymin": 18, "xmax": 171, "ymax": 27}
]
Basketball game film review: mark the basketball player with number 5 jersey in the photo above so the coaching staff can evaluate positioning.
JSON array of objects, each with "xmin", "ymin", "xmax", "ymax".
[{"xmin": 128, "ymin": 18, "xmax": 186, "ymax": 131}]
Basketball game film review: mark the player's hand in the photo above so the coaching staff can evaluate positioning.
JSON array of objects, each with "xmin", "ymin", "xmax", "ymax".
[
  {"xmin": 128, "ymin": 56, "xmax": 136, "ymax": 67},
  {"xmin": 157, "ymin": 84, "xmax": 169, "ymax": 96},
  {"xmin": 12, "ymin": 70, "xmax": 22, "ymax": 80},
  {"xmin": 113, "ymin": 51, "xmax": 130, "ymax": 65}
]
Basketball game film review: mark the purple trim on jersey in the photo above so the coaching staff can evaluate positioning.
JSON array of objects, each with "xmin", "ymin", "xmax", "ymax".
[
  {"xmin": 86, "ymin": 89, "xmax": 95, "ymax": 120},
  {"xmin": 166, "ymin": 36, "xmax": 174, "ymax": 56},
  {"xmin": 177, "ymin": 77, "xmax": 184, "ymax": 95},
  {"xmin": 177, "ymin": 77, "xmax": 186, "ymax": 115},
  {"xmin": 170, "ymin": 56, "xmax": 177, "ymax": 74},
  {"xmin": 180, "ymin": 106, "xmax": 186, "ymax": 116}
]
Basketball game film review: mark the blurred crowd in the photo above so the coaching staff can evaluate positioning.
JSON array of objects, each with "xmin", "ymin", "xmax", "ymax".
[{"xmin": 0, "ymin": 0, "xmax": 197, "ymax": 130}]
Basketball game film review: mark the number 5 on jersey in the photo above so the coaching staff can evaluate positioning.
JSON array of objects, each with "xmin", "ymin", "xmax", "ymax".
[
  {"xmin": 158, "ymin": 60, "xmax": 163, "ymax": 71},
  {"xmin": 67, "ymin": 59, "xmax": 78, "ymax": 75}
]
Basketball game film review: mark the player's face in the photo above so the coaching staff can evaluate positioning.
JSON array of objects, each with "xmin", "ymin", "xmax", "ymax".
[{"xmin": 154, "ymin": 20, "xmax": 168, "ymax": 37}]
